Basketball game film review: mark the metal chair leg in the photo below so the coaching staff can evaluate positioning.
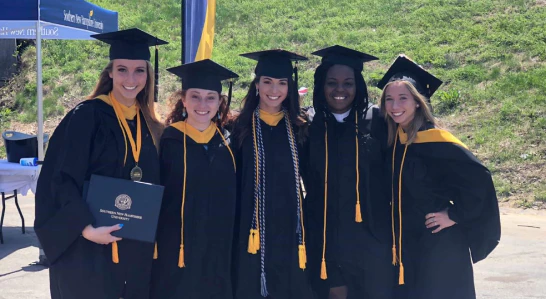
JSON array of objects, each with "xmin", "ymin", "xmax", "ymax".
[{"xmin": 13, "ymin": 190, "xmax": 25, "ymax": 234}]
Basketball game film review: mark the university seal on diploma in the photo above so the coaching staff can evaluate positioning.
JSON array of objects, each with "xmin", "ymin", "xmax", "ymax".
[{"xmin": 115, "ymin": 194, "xmax": 132, "ymax": 210}]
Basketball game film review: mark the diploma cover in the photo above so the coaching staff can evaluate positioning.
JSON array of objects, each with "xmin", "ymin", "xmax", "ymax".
[{"xmin": 85, "ymin": 174, "xmax": 164, "ymax": 243}]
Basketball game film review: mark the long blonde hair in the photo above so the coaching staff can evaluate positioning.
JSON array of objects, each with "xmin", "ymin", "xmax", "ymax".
[
  {"xmin": 88, "ymin": 60, "xmax": 164, "ymax": 146},
  {"xmin": 379, "ymin": 80, "xmax": 437, "ymax": 146}
]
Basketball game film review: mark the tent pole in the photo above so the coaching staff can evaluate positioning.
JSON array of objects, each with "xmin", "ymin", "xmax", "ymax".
[
  {"xmin": 36, "ymin": 7, "xmax": 44, "ymax": 161},
  {"xmin": 36, "ymin": 0, "xmax": 48, "ymax": 267},
  {"xmin": 181, "ymin": 0, "xmax": 186, "ymax": 65}
]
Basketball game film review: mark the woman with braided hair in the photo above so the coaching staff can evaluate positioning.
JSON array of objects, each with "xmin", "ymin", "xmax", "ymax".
[
  {"xmin": 232, "ymin": 49, "xmax": 314, "ymax": 299},
  {"xmin": 303, "ymin": 45, "xmax": 395, "ymax": 299}
]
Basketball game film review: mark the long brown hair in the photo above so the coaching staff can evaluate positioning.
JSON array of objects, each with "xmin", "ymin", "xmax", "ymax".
[
  {"xmin": 87, "ymin": 60, "xmax": 165, "ymax": 146},
  {"xmin": 164, "ymin": 90, "xmax": 230, "ymax": 127},
  {"xmin": 232, "ymin": 76, "xmax": 306, "ymax": 148},
  {"xmin": 379, "ymin": 80, "xmax": 437, "ymax": 146}
]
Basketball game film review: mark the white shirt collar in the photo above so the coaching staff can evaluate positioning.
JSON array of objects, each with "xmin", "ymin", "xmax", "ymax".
[{"xmin": 331, "ymin": 108, "xmax": 351, "ymax": 123}]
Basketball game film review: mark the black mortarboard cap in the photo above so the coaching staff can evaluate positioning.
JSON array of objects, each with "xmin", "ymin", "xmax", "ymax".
[
  {"xmin": 240, "ymin": 49, "xmax": 307, "ymax": 79},
  {"xmin": 311, "ymin": 45, "xmax": 378, "ymax": 72},
  {"xmin": 91, "ymin": 28, "xmax": 168, "ymax": 61},
  {"xmin": 377, "ymin": 55, "xmax": 443, "ymax": 98},
  {"xmin": 167, "ymin": 59, "xmax": 239, "ymax": 106},
  {"xmin": 91, "ymin": 28, "xmax": 168, "ymax": 102}
]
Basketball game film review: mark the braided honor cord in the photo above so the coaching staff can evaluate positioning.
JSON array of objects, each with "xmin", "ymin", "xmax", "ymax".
[
  {"xmin": 284, "ymin": 109, "xmax": 306, "ymax": 270},
  {"xmin": 249, "ymin": 107, "xmax": 307, "ymax": 297}
]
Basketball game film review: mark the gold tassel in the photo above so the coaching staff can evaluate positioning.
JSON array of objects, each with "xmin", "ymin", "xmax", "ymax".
[
  {"xmin": 153, "ymin": 242, "xmax": 158, "ymax": 259},
  {"xmin": 247, "ymin": 230, "xmax": 257, "ymax": 254},
  {"xmin": 355, "ymin": 202, "xmax": 362, "ymax": 223},
  {"xmin": 112, "ymin": 241, "xmax": 119, "ymax": 264},
  {"xmin": 298, "ymin": 245, "xmax": 306, "ymax": 270},
  {"xmin": 320, "ymin": 259, "xmax": 327, "ymax": 280},
  {"xmin": 253, "ymin": 229, "xmax": 260, "ymax": 251},
  {"xmin": 392, "ymin": 245, "xmax": 397, "ymax": 265},
  {"xmin": 178, "ymin": 245, "xmax": 185, "ymax": 268},
  {"xmin": 398, "ymin": 262, "xmax": 405, "ymax": 285}
]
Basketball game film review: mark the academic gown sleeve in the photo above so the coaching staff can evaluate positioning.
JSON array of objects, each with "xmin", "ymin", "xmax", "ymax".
[
  {"xmin": 159, "ymin": 134, "xmax": 177, "ymax": 196},
  {"xmin": 415, "ymin": 139, "xmax": 500, "ymax": 264},
  {"xmin": 444, "ymin": 157, "xmax": 501, "ymax": 263},
  {"xmin": 157, "ymin": 130, "xmax": 184, "ymax": 221},
  {"xmin": 34, "ymin": 103, "xmax": 98, "ymax": 264}
]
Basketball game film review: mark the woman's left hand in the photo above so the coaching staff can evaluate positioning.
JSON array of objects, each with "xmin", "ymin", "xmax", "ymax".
[{"xmin": 425, "ymin": 208, "xmax": 456, "ymax": 233}]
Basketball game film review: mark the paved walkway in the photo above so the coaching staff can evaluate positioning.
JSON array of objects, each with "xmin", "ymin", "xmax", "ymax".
[{"xmin": 0, "ymin": 195, "xmax": 545, "ymax": 298}]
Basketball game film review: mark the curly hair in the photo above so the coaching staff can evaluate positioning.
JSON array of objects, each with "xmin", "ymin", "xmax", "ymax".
[{"xmin": 165, "ymin": 90, "xmax": 231, "ymax": 128}]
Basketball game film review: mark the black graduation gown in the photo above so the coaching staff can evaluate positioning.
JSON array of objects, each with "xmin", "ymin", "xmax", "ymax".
[
  {"xmin": 34, "ymin": 99, "xmax": 160, "ymax": 299},
  {"xmin": 151, "ymin": 125, "xmax": 237, "ymax": 299},
  {"xmin": 389, "ymin": 126, "xmax": 501, "ymax": 299},
  {"xmin": 233, "ymin": 118, "xmax": 314, "ymax": 299},
  {"xmin": 303, "ymin": 107, "xmax": 395, "ymax": 299}
]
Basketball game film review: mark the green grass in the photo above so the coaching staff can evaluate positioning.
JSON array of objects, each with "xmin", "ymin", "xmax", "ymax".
[
  {"xmin": 0, "ymin": 107, "xmax": 14, "ymax": 158},
  {"xmin": 1, "ymin": 0, "xmax": 545, "ymax": 206}
]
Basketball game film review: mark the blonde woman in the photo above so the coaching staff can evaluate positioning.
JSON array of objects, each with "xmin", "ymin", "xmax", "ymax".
[{"xmin": 378, "ymin": 55, "xmax": 500, "ymax": 299}]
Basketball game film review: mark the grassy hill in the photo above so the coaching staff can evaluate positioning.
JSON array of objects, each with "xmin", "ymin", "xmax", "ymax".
[{"xmin": 1, "ymin": 0, "xmax": 545, "ymax": 207}]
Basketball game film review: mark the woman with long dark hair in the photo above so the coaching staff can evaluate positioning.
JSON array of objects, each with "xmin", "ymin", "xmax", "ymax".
[
  {"xmin": 150, "ymin": 59, "xmax": 239, "ymax": 299},
  {"xmin": 304, "ymin": 45, "xmax": 395, "ymax": 299},
  {"xmin": 34, "ymin": 28, "xmax": 167, "ymax": 299},
  {"xmin": 378, "ymin": 55, "xmax": 500, "ymax": 299},
  {"xmin": 232, "ymin": 49, "xmax": 314, "ymax": 299}
]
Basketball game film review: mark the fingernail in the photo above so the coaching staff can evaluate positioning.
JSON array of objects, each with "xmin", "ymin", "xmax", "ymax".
[{"xmin": 119, "ymin": 224, "xmax": 124, "ymax": 228}]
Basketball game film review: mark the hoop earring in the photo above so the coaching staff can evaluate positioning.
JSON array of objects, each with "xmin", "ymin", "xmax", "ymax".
[{"xmin": 182, "ymin": 107, "xmax": 187, "ymax": 118}]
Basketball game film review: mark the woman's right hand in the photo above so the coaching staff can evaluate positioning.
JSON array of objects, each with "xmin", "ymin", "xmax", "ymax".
[{"xmin": 82, "ymin": 224, "xmax": 123, "ymax": 245}]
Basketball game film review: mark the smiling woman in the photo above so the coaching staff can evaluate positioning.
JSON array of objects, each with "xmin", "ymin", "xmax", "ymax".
[
  {"xmin": 151, "ymin": 59, "xmax": 239, "ymax": 299},
  {"xmin": 377, "ymin": 55, "xmax": 500, "ymax": 299},
  {"xmin": 34, "ymin": 28, "xmax": 167, "ymax": 299},
  {"xmin": 109, "ymin": 59, "xmax": 149, "ymax": 107},
  {"xmin": 303, "ymin": 45, "xmax": 396, "ymax": 299},
  {"xmin": 232, "ymin": 49, "xmax": 314, "ymax": 299},
  {"xmin": 323, "ymin": 64, "xmax": 356, "ymax": 114},
  {"xmin": 183, "ymin": 88, "xmax": 221, "ymax": 129},
  {"xmin": 383, "ymin": 81, "xmax": 422, "ymax": 130},
  {"xmin": 256, "ymin": 76, "xmax": 289, "ymax": 113}
]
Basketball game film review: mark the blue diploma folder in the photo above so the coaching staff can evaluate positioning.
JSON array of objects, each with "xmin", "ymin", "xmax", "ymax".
[{"xmin": 85, "ymin": 174, "xmax": 164, "ymax": 243}]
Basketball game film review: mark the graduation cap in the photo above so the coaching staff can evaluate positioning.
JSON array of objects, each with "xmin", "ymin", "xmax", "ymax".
[
  {"xmin": 311, "ymin": 45, "xmax": 378, "ymax": 72},
  {"xmin": 377, "ymin": 55, "xmax": 443, "ymax": 98},
  {"xmin": 167, "ymin": 59, "xmax": 239, "ymax": 107},
  {"xmin": 240, "ymin": 49, "xmax": 307, "ymax": 89},
  {"xmin": 91, "ymin": 28, "xmax": 169, "ymax": 101}
]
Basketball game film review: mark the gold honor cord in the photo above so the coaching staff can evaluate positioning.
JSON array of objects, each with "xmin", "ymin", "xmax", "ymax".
[{"xmin": 110, "ymin": 95, "xmax": 143, "ymax": 181}]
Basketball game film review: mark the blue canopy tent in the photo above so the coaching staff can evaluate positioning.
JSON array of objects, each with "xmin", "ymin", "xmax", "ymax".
[{"xmin": 0, "ymin": 0, "xmax": 118, "ymax": 160}]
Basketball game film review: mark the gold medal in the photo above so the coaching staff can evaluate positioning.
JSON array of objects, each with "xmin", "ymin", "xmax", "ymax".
[
  {"xmin": 130, "ymin": 165, "xmax": 143, "ymax": 181},
  {"xmin": 110, "ymin": 93, "xmax": 143, "ymax": 181}
]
